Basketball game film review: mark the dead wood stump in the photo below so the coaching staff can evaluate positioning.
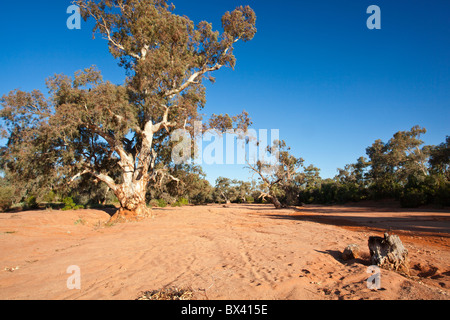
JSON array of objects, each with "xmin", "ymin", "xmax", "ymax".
[{"xmin": 368, "ymin": 233, "xmax": 410, "ymax": 275}]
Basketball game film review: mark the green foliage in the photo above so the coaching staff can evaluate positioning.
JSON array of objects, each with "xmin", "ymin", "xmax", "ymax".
[
  {"xmin": 74, "ymin": 218, "xmax": 86, "ymax": 226},
  {"xmin": 171, "ymin": 197, "xmax": 189, "ymax": 207},
  {"xmin": 178, "ymin": 197, "xmax": 189, "ymax": 206},
  {"xmin": 294, "ymin": 127, "xmax": 449, "ymax": 208},
  {"xmin": 62, "ymin": 197, "xmax": 84, "ymax": 211},
  {"xmin": 1, "ymin": 1, "xmax": 257, "ymax": 214},
  {"xmin": 41, "ymin": 191, "xmax": 58, "ymax": 203},
  {"xmin": 148, "ymin": 199, "xmax": 159, "ymax": 208},
  {"xmin": 146, "ymin": 165, "xmax": 214, "ymax": 206},
  {"xmin": 190, "ymin": 183, "xmax": 213, "ymax": 205},
  {"xmin": 148, "ymin": 196, "xmax": 183, "ymax": 208},
  {"xmin": 400, "ymin": 188, "xmax": 428, "ymax": 208},
  {"xmin": 246, "ymin": 196, "xmax": 254, "ymax": 203},
  {"xmin": 399, "ymin": 175, "xmax": 450, "ymax": 208},
  {"xmin": 0, "ymin": 185, "xmax": 14, "ymax": 211},
  {"xmin": 213, "ymin": 178, "xmax": 257, "ymax": 204},
  {"xmin": 434, "ymin": 180, "xmax": 450, "ymax": 207},
  {"xmin": 246, "ymin": 140, "xmax": 306, "ymax": 208},
  {"xmin": 157, "ymin": 199, "xmax": 168, "ymax": 208},
  {"xmin": 214, "ymin": 177, "xmax": 236, "ymax": 203},
  {"xmin": 428, "ymin": 136, "xmax": 450, "ymax": 180},
  {"xmin": 25, "ymin": 196, "xmax": 39, "ymax": 210}
]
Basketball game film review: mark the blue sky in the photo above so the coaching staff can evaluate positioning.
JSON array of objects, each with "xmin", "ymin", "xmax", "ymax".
[{"xmin": 0, "ymin": 0, "xmax": 449, "ymax": 185}]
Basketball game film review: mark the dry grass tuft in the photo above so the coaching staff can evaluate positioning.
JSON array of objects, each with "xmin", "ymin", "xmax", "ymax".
[{"xmin": 136, "ymin": 287, "xmax": 195, "ymax": 300}]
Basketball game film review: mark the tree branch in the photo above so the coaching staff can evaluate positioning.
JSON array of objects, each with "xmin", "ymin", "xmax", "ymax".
[
  {"xmin": 69, "ymin": 167, "xmax": 118, "ymax": 192},
  {"xmin": 79, "ymin": 3, "xmax": 141, "ymax": 61},
  {"xmin": 152, "ymin": 168, "xmax": 181, "ymax": 188},
  {"xmin": 164, "ymin": 64, "xmax": 221, "ymax": 99},
  {"xmin": 152, "ymin": 104, "xmax": 176, "ymax": 134},
  {"xmin": 83, "ymin": 122, "xmax": 135, "ymax": 173},
  {"xmin": 163, "ymin": 40, "xmax": 238, "ymax": 99}
]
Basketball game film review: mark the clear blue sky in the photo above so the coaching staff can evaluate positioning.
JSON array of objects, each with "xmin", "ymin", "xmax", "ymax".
[{"xmin": 1, "ymin": 0, "xmax": 449, "ymax": 185}]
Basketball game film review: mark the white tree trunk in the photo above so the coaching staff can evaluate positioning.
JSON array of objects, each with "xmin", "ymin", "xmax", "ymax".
[{"xmin": 111, "ymin": 178, "xmax": 151, "ymax": 221}]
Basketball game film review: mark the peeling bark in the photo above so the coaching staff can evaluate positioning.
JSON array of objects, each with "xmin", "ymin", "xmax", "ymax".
[
  {"xmin": 368, "ymin": 233, "xmax": 410, "ymax": 275},
  {"xmin": 110, "ymin": 179, "xmax": 151, "ymax": 222}
]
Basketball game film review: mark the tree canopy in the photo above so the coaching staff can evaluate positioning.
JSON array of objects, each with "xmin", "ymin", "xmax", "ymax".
[{"xmin": 0, "ymin": 0, "xmax": 257, "ymax": 219}]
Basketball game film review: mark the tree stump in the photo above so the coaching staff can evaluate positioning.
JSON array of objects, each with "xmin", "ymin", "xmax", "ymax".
[{"xmin": 368, "ymin": 233, "xmax": 410, "ymax": 275}]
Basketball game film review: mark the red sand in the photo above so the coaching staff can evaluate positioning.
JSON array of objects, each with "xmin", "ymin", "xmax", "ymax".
[{"xmin": 0, "ymin": 203, "xmax": 449, "ymax": 300}]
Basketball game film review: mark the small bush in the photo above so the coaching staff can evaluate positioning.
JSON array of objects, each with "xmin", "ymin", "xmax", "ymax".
[
  {"xmin": 148, "ymin": 199, "xmax": 159, "ymax": 208},
  {"xmin": 400, "ymin": 188, "xmax": 428, "ymax": 208},
  {"xmin": 74, "ymin": 218, "xmax": 86, "ymax": 225},
  {"xmin": 25, "ymin": 196, "xmax": 39, "ymax": 210},
  {"xmin": 148, "ymin": 198, "xmax": 168, "ymax": 208},
  {"xmin": 157, "ymin": 199, "xmax": 167, "ymax": 208},
  {"xmin": 172, "ymin": 197, "xmax": 189, "ymax": 207},
  {"xmin": 0, "ymin": 186, "xmax": 14, "ymax": 211},
  {"xmin": 62, "ymin": 197, "xmax": 84, "ymax": 211},
  {"xmin": 179, "ymin": 197, "xmax": 189, "ymax": 205},
  {"xmin": 434, "ymin": 181, "xmax": 450, "ymax": 207},
  {"xmin": 159, "ymin": 192, "xmax": 176, "ymax": 205},
  {"xmin": 42, "ymin": 191, "xmax": 58, "ymax": 203}
]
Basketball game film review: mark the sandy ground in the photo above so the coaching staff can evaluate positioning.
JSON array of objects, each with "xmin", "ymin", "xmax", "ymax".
[{"xmin": 0, "ymin": 203, "xmax": 449, "ymax": 300}]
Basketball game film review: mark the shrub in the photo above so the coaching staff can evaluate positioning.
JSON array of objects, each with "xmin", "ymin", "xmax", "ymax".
[
  {"xmin": 172, "ymin": 198, "xmax": 189, "ymax": 207},
  {"xmin": 42, "ymin": 191, "xmax": 58, "ymax": 203},
  {"xmin": 179, "ymin": 197, "xmax": 189, "ymax": 205},
  {"xmin": 434, "ymin": 181, "xmax": 450, "ymax": 207},
  {"xmin": 25, "ymin": 195, "xmax": 39, "ymax": 210},
  {"xmin": 191, "ymin": 191, "xmax": 213, "ymax": 205},
  {"xmin": 148, "ymin": 199, "xmax": 168, "ymax": 208},
  {"xmin": 400, "ymin": 188, "xmax": 428, "ymax": 208},
  {"xmin": 62, "ymin": 197, "xmax": 84, "ymax": 211},
  {"xmin": 157, "ymin": 199, "xmax": 167, "ymax": 208},
  {"xmin": 0, "ymin": 186, "xmax": 14, "ymax": 211},
  {"xmin": 171, "ymin": 197, "xmax": 189, "ymax": 207},
  {"xmin": 74, "ymin": 218, "xmax": 86, "ymax": 225},
  {"xmin": 148, "ymin": 199, "xmax": 160, "ymax": 208},
  {"xmin": 159, "ymin": 192, "xmax": 176, "ymax": 205}
]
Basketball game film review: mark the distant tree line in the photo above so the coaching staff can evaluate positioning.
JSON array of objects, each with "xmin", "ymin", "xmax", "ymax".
[
  {"xmin": 252, "ymin": 126, "xmax": 449, "ymax": 209},
  {"xmin": 1, "ymin": 125, "xmax": 448, "ymax": 211}
]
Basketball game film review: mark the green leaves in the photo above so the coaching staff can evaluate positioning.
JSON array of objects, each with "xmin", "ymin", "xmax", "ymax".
[
  {"xmin": 429, "ymin": 136, "xmax": 450, "ymax": 179},
  {"xmin": 1, "ymin": 1, "xmax": 257, "ymax": 212},
  {"xmin": 222, "ymin": 6, "xmax": 257, "ymax": 42},
  {"xmin": 366, "ymin": 126, "xmax": 430, "ymax": 193}
]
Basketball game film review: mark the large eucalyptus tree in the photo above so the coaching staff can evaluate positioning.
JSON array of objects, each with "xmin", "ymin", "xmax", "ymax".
[{"xmin": 0, "ymin": 0, "xmax": 256, "ymax": 219}]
